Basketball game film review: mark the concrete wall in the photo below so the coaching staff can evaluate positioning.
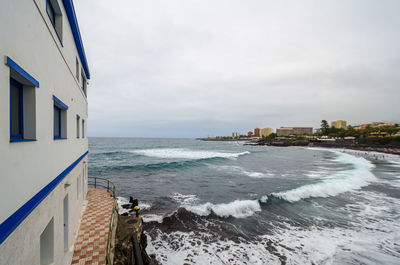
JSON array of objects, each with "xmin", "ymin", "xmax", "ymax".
[
  {"xmin": 0, "ymin": 158, "xmax": 88, "ymax": 265},
  {"xmin": 0, "ymin": 0, "xmax": 89, "ymax": 264}
]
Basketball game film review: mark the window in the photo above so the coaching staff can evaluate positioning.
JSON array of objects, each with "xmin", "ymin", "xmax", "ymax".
[
  {"xmin": 76, "ymin": 58, "xmax": 79, "ymax": 81},
  {"xmin": 54, "ymin": 106, "xmax": 61, "ymax": 139},
  {"xmin": 46, "ymin": 0, "xmax": 63, "ymax": 43},
  {"xmin": 81, "ymin": 70, "xmax": 86, "ymax": 95},
  {"xmin": 46, "ymin": 0, "xmax": 55, "ymax": 26},
  {"xmin": 77, "ymin": 175, "xmax": 81, "ymax": 199},
  {"xmin": 53, "ymin": 96, "xmax": 68, "ymax": 139},
  {"xmin": 7, "ymin": 57, "xmax": 38, "ymax": 142},
  {"xmin": 76, "ymin": 115, "xmax": 80, "ymax": 138},
  {"xmin": 40, "ymin": 218, "xmax": 54, "ymax": 265},
  {"xmin": 82, "ymin": 119, "xmax": 85, "ymax": 138},
  {"xmin": 10, "ymin": 79, "xmax": 23, "ymax": 140}
]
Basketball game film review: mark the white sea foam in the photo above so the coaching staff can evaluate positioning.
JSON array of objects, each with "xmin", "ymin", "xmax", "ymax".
[
  {"xmin": 185, "ymin": 199, "xmax": 261, "ymax": 218},
  {"xmin": 142, "ymin": 214, "xmax": 164, "ymax": 223},
  {"xmin": 147, "ymin": 190, "xmax": 400, "ymax": 265},
  {"xmin": 130, "ymin": 148, "xmax": 250, "ymax": 160},
  {"xmin": 147, "ymin": 230, "xmax": 280, "ymax": 265},
  {"xmin": 273, "ymin": 151, "xmax": 376, "ymax": 202},
  {"xmin": 260, "ymin": 195, "xmax": 269, "ymax": 203},
  {"xmin": 208, "ymin": 164, "xmax": 275, "ymax": 178},
  {"xmin": 169, "ymin": 192, "xmax": 199, "ymax": 205}
]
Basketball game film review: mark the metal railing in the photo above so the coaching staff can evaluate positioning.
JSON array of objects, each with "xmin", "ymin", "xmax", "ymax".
[{"xmin": 88, "ymin": 177, "xmax": 117, "ymax": 265}]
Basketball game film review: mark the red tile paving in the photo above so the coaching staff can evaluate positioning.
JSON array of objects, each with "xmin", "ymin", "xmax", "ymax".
[{"xmin": 71, "ymin": 188, "xmax": 115, "ymax": 265}]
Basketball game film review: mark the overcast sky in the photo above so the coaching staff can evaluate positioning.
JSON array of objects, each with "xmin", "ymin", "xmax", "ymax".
[{"xmin": 74, "ymin": 0, "xmax": 400, "ymax": 138}]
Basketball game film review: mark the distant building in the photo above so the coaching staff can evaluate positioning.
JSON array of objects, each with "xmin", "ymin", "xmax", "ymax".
[
  {"xmin": 248, "ymin": 131, "xmax": 253, "ymax": 137},
  {"xmin": 331, "ymin": 120, "xmax": 347, "ymax": 129},
  {"xmin": 354, "ymin": 122, "xmax": 394, "ymax": 130},
  {"xmin": 254, "ymin": 128, "xmax": 260, "ymax": 137},
  {"xmin": 276, "ymin": 127, "xmax": 313, "ymax": 136},
  {"xmin": 260, "ymin": 128, "xmax": 273, "ymax": 137},
  {"xmin": 232, "ymin": 132, "xmax": 240, "ymax": 138},
  {"xmin": 315, "ymin": 128, "xmax": 321, "ymax": 133}
]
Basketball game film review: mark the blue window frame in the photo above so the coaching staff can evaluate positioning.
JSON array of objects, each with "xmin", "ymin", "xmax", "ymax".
[
  {"xmin": 54, "ymin": 106, "xmax": 61, "ymax": 139},
  {"xmin": 10, "ymin": 78, "xmax": 23, "ymax": 140},
  {"xmin": 53, "ymin": 95, "xmax": 68, "ymax": 140}
]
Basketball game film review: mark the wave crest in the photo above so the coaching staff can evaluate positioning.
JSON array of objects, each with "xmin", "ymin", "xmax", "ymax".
[
  {"xmin": 130, "ymin": 148, "xmax": 250, "ymax": 160},
  {"xmin": 185, "ymin": 199, "xmax": 261, "ymax": 218},
  {"xmin": 272, "ymin": 151, "xmax": 376, "ymax": 203}
]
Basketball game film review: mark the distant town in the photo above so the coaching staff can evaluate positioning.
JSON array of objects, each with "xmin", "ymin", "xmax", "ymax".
[
  {"xmin": 200, "ymin": 120, "xmax": 400, "ymax": 154},
  {"xmin": 201, "ymin": 120, "xmax": 400, "ymax": 140}
]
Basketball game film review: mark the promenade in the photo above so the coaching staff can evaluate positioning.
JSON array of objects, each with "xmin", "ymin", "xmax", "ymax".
[{"xmin": 71, "ymin": 188, "xmax": 115, "ymax": 265}]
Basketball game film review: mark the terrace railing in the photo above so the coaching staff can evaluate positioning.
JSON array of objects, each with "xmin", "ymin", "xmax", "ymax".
[{"xmin": 88, "ymin": 177, "xmax": 117, "ymax": 265}]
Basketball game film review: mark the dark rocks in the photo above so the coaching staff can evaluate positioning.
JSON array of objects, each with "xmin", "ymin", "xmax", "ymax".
[{"xmin": 114, "ymin": 214, "xmax": 158, "ymax": 265}]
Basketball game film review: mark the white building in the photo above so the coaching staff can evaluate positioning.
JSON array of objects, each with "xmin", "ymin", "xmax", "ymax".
[{"xmin": 0, "ymin": 1, "xmax": 90, "ymax": 264}]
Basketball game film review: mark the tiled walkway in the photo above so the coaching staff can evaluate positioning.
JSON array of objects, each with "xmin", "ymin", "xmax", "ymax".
[{"xmin": 71, "ymin": 188, "xmax": 115, "ymax": 265}]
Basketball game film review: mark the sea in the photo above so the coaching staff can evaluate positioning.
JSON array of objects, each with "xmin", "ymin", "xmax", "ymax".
[{"xmin": 88, "ymin": 137, "xmax": 400, "ymax": 265}]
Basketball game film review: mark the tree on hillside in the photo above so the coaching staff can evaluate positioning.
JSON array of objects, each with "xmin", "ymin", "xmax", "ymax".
[{"xmin": 320, "ymin": 120, "xmax": 330, "ymax": 135}]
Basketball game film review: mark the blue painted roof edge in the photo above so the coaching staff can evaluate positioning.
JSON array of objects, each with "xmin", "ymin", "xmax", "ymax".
[
  {"xmin": 53, "ymin": 95, "xmax": 69, "ymax": 110},
  {"xmin": 62, "ymin": 0, "xmax": 90, "ymax": 79}
]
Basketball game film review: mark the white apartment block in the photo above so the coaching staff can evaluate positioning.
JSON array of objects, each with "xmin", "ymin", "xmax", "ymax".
[{"xmin": 0, "ymin": 0, "xmax": 90, "ymax": 264}]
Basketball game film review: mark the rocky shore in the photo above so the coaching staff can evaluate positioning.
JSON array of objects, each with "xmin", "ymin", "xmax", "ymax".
[
  {"xmin": 252, "ymin": 137, "xmax": 400, "ymax": 155},
  {"xmin": 114, "ymin": 198, "xmax": 158, "ymax": 265}
]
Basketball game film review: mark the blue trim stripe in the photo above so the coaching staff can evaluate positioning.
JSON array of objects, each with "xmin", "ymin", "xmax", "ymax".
[
  {"xmin": 0, "ymin": 151, "xmax": 88, "ymax": 244},
  {"xmin": 53, "ymin": 95, "xmax": 69, "ymax": 110},
  {"xmin": 62, "ymin": 0, "xmax": 90, "ymax": 79},
  {"xmin": 6, "ymin": 57, "xmax": 40, "ymax": 87}
]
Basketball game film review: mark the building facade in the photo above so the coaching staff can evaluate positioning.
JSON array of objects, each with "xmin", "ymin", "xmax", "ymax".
[
  {"xmin": 260, "ymin": 128, "xmax": 273, "ymax": 137},
  {"xmin": 254, "ymin": 128, "xmax": 260, "ymax": 137},
  {"xmin": 276, "ymin": 127, "xmax": 313, "ymax": 136},
  {"xmin": 331, "ymin": 120, "xmax": 347, "ymax": 129},
  {"xmin": 0, "ymin": 1, "xmax": 90, "ymax": 264}
]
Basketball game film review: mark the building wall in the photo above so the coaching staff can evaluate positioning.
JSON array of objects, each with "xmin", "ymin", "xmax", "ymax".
[
  {"xmin": 331, "ymin": 120, "xmax": 347, "ymax": 129},
  {"xmin": 0, "ymin": 0, "xmax": 89, "ymax": 264},
  {"xmin": 0, "ymin": 158, "xmax": 88, "ymax": 265},
  {"xmin": 277, "ymin": 127, "xmax": 313, "ymax": 135},
  {"xmin": 260, "ymin": 128, "xmax": 273, "ymax": 137},
  {"xmin": 292, "ymin": 127, "xmax": 313, "ymax": 135},
  {"xmin": 254, "ymin": 128, "xmax": 260, "ymax": 137},
  {"xmin": 276, "ymin": 127, "xmax": 293, "ymax": 136}
]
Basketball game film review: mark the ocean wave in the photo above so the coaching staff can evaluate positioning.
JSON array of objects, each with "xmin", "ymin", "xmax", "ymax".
[
  {"xmin": 185, "ymin": 199, "xmax": 261, "ymax": 218},
  {"xmin": 208, "ymin": 165, "xmax": 275, "ymax": 179},
  {"xmin": 104, "ymin": 159, "xmax": 208, "ymax": 171},
  {"xmin": 130, "ymin": 148, "xmax": 250, "ymax": 160},
  {"xmin": 168, "ymin": 192, "xmax": 199, "ymax": 205},
  {"xmin": 272, "ymin": 150, "xmax": 376, "ymax": 203},
  {"xmin": 142, "ymin": 214, "xmax": 164, "ymax": 223}
]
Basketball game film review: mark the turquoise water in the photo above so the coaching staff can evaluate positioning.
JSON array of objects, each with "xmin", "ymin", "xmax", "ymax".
[{"xmin": 89, "ymin": 137, "xmax": 400, "ymax": 265}]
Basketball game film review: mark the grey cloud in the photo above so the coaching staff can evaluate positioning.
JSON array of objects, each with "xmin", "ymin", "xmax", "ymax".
[{"xmin": 74, "ymin": 0, "xmax": 400, "ymax": 137}]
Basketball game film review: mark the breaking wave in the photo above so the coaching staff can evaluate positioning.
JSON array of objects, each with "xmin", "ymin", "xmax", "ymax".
[
  {"xmin": 130, "ymin": 148, "xmax": 250, "ymax": 160},
  {"xmin": 185, "ymin": 199, "xmax": 261, "ymax": 218},
  {"xmin": 272, "ymin": 150, "xmax": 376, "ymax": 202}
]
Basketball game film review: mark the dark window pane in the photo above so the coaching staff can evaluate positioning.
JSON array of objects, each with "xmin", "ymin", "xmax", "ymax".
[
  {"xmin": 81, "ymin": 72, "xmax": 85, "ymax": 89},
  {"xmin": 46, "ymin": 0, "xmax": 55, "ymax": 26},
  {"xmin": 77, "ymin": 117, "xmax": 79, "ymax": 138},
  {"xmin": 54, "ymin": 107, "xmax": 60, "ymax": 137},
  {"xmin": 10, "ymin": 83, "xmax": 21, "ymax": 136}
]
